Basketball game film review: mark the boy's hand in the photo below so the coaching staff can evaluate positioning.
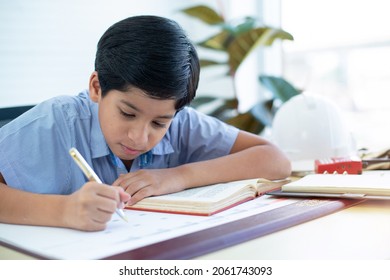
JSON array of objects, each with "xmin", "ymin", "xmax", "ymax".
[
  {"xmin": 63, "ymin": 182, "xmax": 130, "ymax": 231},
  {"xmin": 113, "ymin": 169, "xmax": 185, "ymax": 205}
]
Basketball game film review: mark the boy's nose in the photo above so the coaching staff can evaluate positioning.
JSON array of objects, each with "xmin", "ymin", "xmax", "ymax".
[{"xmin": 128, "ymin": 125, "xmax": 148, "ymax": 146}]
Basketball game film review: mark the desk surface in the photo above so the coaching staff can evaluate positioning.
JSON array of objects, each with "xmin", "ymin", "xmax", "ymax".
[
  {"xmin": 1, "ymin": 199, "xmax": 389, "ymax": 260},
  {"xmin": 197, "ymin": 199, "xmax": 390, "ymax": 259}
]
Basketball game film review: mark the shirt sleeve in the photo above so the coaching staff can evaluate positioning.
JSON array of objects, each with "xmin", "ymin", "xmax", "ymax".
[
  {"xmin": 0, "ymin": 98, "xmax": 75, "ymax": 194},
  {"xmin": 167, "ymin": 107, "xmax": 240, "ymax": 166}
]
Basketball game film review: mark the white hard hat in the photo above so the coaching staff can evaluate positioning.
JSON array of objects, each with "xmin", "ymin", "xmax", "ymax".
[{"xmin": 272, "ymin": 93, "xmax": 356, "ymax": 164}]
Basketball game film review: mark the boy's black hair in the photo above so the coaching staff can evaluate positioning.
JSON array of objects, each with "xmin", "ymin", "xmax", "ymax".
[{"xmin": 95, "ymin": 15, "xmax": 199, "ymax": 110}]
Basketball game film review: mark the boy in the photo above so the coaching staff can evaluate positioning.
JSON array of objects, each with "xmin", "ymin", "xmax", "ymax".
[{"xmin": 0, "ymin": 16, "xmax": 291, "ymax": 231}]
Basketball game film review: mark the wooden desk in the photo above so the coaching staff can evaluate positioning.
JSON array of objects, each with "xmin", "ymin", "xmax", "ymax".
[
  {"xmin": 1, "ymin": 199, "xmax": 389, "ymax": 260},
  {"xmin": 197, "ymin": 199, "xmax": 390, "ymax": 259}
]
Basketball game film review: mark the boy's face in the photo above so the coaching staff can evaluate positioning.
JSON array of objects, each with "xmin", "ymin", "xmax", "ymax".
[{"xmin": 90, "ymin": 75, "xmax": 176, "ymax": 164}]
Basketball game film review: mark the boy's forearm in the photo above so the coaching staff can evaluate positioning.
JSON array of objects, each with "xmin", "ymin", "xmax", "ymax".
[
  {"xmin": 0, "ymin": 183, "xmax": 66, "ymax": 227},
  {"xmin": 176, "ymin": 145, "xmax": 291, "ymax": 189}
]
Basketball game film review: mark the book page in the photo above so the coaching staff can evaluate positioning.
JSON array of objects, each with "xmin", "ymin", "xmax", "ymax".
[{"xmin": 138, "ymin": 179, "xmax": 258, "ymax": 203}]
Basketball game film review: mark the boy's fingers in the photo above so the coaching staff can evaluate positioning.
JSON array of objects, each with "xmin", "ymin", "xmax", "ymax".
[{"xmin": 117, "ymin": 186, "xmax": 131, "ymax": 203}]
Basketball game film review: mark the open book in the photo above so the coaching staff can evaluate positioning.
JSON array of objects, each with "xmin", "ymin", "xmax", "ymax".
[
  {"xmin": 268, "ymin": 173, "xmax": 390, "ymax": 200},
  {"xmin": 125, "ymin": 178, "xmax": 289, "ymax": 216}
]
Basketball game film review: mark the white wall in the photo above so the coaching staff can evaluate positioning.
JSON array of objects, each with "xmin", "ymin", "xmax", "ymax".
[
  {"xmin": 0, "ymin": 0, "xmax": 206, "ymax": 107},
  {"xmin": 1, "ymin": 0, "xmax": 269, "ymax": 111}
]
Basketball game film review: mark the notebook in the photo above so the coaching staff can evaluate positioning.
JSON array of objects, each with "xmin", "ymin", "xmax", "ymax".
[{"xmin": 267, "ymin": 172, "xmax": 390, "ymax": 200}]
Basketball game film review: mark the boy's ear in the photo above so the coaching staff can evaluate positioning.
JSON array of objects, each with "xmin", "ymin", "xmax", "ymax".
[{"xmin": 89, "ymin": 71, "xmax": 101, "ymax": 102}]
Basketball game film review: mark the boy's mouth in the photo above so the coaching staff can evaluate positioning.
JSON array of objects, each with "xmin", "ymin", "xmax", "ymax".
[{"xmin": 121, "ymin": 144, "xmax": 142, "ymax": 156}]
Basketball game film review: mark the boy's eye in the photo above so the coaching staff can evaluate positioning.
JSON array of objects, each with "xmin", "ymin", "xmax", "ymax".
[
  {"xmin": 152, "ymin": 121, "xmax": 166, "ymax": 128},
  {"xmin": 120, "ymin": 110, "xmax": 134, "ymax": 118},
  {"xmin": 120, "ymin": 110, "xmax": 167, "ymax": 128}
]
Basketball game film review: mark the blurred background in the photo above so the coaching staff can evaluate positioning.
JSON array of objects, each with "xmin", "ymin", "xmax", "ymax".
[{"xmin": 1, "ymin": 0, "xmax": 389, "ymax": 152}]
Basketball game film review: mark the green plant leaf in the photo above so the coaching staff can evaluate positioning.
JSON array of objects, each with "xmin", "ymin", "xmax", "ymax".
[
  {"xmin": 259, "ymin": 75, "xmax": 301, "ymax": 102},
  {"xmin": 180, "ymin": 5, "xmax": 224, "ymax": 25},
  {"xmin": 190, "ymin": 97, "xmax": 238, "ymax": 119},
  {"xmin": 226, "ymin": 112, "xmax": 265, "ymax": 134},
  {"xmin": 199, "ymin": 59, "xmax": 225, "ymax": 68},
  {"xmin": 207, "ymin": 98, "xmax": 238, "ymax": 119},
  {"xmin": 257, "ymin": 28, "xmax": 294, "ymax": 46},
  {"xmin": 250, "ymin": 101, "xmax": 274, "ymax": 127},
  {"xmin": 190, "ymin": 96, "xmax": 219, "ymax": 108},
  {"xmin": 228, "ymin": 16, "xmax": 257, "ymax": 35},
  {"xmin": 198, "ymin": 30, "xmax": 233, "ymax": 51},
  {"xmin": 180, "ymin": 5, "xmax": 295, "ymax": 135},
  {"xmin": 227, "ymin": 27, "xmax": 294, "ymax": 73}
]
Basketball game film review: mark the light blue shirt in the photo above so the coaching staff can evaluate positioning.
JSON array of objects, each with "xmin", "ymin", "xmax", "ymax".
[{"xmin": 0, "ymin": 90, "xmax": 239, "ymax": 194}]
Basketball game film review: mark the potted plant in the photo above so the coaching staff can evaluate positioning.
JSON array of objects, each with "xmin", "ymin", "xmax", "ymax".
[{"xmin": 181, "ymin": 4, "xmax": 300, "ymax": 133}]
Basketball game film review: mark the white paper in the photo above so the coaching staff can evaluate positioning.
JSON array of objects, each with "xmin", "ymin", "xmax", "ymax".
[{"xmin": 0, "ymin": 196, "xmax": 297, "ymax": 259}]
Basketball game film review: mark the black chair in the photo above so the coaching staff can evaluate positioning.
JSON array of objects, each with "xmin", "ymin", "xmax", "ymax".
[{"xmin": 0, "ymin": 105, "xmax": 35, "ymax": 128}]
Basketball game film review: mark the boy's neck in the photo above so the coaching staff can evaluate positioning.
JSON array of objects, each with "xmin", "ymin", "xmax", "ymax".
[{"xmin": 121, "ymin": 159, "xmax": 133, "ymax": 172}]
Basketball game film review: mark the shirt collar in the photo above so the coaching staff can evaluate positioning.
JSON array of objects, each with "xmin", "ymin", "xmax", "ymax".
[
  {"xmin": 151, "ymin": 135, "xmax": 174, "ymax": 155},
  {"xmin": 89, "ymin": 99, "xmax": 110, "ymax": 159}
]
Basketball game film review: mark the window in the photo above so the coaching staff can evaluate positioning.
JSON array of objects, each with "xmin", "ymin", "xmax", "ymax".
[{"xmin": 280, "ymin": 0, "xmax": 390, "ymax": 150}]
